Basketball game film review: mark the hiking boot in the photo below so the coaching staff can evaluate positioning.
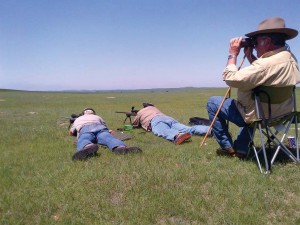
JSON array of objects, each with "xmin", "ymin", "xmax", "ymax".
[
  {"xmin": 216, "ymin": 147, "xmax": 246, "ymax": 159},
  {"xmin": 113, "ymin": 146, "xmax": 142, "ymax": 154},
  {"xmin": 174, "ymin": 132, "xmax": 192, "ymax": 145},
  {"xmin": 235, "ymin": 151, "xmax": 247, "ymax": 160},
  {"xmin": 72, "ymin": 143, "xmax": 98, "ymax": 161},
  {"xmin": 216, "ymin": 147, "xmax": 236, "ymax": 157}
]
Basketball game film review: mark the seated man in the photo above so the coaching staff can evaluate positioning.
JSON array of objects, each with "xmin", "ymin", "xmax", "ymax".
[
  {"xmin": 69, "ymin": 108, "xmax": 142, "ymax": 160},
  {"xmin": 132, "ymin": 103, "xmax": 211, "ymax": 145},
  {"xmin": 206, "ymin": 17, "xmax": 300, "ymax": 159}
]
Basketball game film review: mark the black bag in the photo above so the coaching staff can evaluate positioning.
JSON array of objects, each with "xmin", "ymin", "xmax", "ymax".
[{"xmin": 189, "ymin": 117, "xmax": 211, "ymax": 126}]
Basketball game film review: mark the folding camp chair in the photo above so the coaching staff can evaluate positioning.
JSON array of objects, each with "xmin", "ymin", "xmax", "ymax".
[{"xmin": 247, "ymin": 86, "xmax": 300, "ymax": 174}]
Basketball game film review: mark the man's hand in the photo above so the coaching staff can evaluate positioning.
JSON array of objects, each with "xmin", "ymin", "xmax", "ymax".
[
  {"xmin": 244, "ymin": 46, "xmax": 257, "ymax": 63},
  {"xmin": 227, "ymin": 37, "xmax": 242, "ymax": 66},
  {"xmin": 132, "ymin": 124, "xmax": 140, "ymax": 128},
  {"xmin": 229, "ymin": 37, "xmax": 242, "ymax": 56},
  {"xmin": 69, "ymin": 130, "xmax": 77, "ymax": 136}
]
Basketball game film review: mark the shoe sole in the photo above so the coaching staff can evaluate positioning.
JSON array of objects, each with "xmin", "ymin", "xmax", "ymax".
[
  {"xmin": 72, "ymin": 144, "xmax": 98, "ymax": 160},
  {"xmin": 175, "ymin": 133, "xmax": 192, "ymax": 145}
]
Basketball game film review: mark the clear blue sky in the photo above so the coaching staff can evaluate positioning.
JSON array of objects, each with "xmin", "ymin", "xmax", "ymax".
[{"xmin": 1, "ymin": 0, "xmax": 299, "ymax": 91}]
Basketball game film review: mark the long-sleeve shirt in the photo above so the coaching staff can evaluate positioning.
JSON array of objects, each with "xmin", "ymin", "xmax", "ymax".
[
  {"xmin": 132, "ymin": 106, "xmax": 164, "ymax": 131},
  {"xmin": 70, "ymin": 114, "xmax": 106, "ymax": 134},
  {"xmin": 223, "ymin": 46, "xmax": 300, "ymax": 123}
]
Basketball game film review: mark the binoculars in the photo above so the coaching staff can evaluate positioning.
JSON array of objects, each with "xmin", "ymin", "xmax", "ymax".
[{"xmin": 241, "ymin": 38, "xmax": 255, "ymax": 48}]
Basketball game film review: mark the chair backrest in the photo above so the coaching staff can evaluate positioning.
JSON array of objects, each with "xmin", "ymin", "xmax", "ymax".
[
  {"xmin": 252, "ymin": 86, "xmax": 295, "ymax": 122},
  {"xmin": 252, "ymin": 86, "xmax": 294, "ymax": 104}
]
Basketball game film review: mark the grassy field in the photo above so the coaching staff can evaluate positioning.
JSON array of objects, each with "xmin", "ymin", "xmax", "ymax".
[{"xmin": 1, "ymin": 88, "xmax": 299, "ymax": 225}]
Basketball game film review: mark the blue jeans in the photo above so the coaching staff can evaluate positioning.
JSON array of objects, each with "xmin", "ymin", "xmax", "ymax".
[
  {"xmin": 77, "ymin": 124, "xmax": 126, "ymax": 151},
  {"xmin": 150, "ymin": 115, "xmax": 209, "ymax": 142},
  {"xmin": 206, "ymin": 96, "xmax": 253, "ymax": 154}
]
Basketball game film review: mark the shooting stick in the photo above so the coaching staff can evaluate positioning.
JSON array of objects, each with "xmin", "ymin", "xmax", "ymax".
[
  {"xmin": 200, "ymin": 54, "xmax": 246, "ymax": 147},
  {"xmin": 200, "ymin": 87, "xmax": 231, "ymax": 147}
]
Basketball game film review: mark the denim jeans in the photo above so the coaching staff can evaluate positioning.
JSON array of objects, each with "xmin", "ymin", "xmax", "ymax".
[
  {"xmin": 77, "ymin": 124, "xmax": 126, "ymax": 151},
  {"xmin": 150, "ymin": 115, "xmax": 209, "ymax": 142},
  {"xmin": 206, "ymin": 96, "xmax": 253, "ymax": 154}
]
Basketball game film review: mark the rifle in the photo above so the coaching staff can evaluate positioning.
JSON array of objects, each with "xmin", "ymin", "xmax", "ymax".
[
  {"xmin": 115, "ymin": 106, "xmax": 139, "ymax": 124},
  {"xmin": 64, "ymin": 113, "xmax": 80, "ymax": 136},
  {"xmin": 65, "ymin": 114, "xmax": 79, "ymax": 128}
]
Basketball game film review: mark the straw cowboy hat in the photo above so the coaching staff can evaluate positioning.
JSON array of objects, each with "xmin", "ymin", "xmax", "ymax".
[{"xmin": 245, "ymin": 17, "xmax": 298, "ymax": 40}]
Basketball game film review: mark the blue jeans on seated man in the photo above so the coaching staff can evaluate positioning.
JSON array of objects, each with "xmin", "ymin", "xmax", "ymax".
[
  {"xmin": 206, "ymin": 96, "xmax": 253, "ymax": 155},
  {"xmin": 77, "ymin": 124, "xmax": 126, "ymax": 151},
  {"xmin": 150, "ymin": 115, "xmax": 209, "ymax": 142}
]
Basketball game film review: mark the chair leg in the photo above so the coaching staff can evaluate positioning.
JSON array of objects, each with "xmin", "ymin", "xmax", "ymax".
[
  {"xmin": 251, "ymin": 144, "xmax": 264, "ymax": 174},
  {"xmin": 248, "ymin": 123, "xmax": 270, "ymax": 174},
  {"xmin": 269, "ymin": 118, "xmax": 298, "ymax": 165},
  {"xmin": 295, "ymin": 115, "xmax": 299, "ymax": 161},
  {"xmin": 258, "ymin": 123, "xmax": 270, "ymax": 173}
]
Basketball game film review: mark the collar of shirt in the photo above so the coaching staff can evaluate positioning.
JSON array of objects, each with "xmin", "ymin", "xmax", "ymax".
[{"xmin": 261, "ymin": 46, "xmax": 288, "ymax": 58}]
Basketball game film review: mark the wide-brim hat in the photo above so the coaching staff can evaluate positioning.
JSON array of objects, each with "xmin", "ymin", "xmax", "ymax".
[
  {"xmin": 142, "ymin": 102, "xmax": 154, "ymax": 108},
  {"xmin": 245, "ymin": 17, "xmax": 298, "ymax": 40}
]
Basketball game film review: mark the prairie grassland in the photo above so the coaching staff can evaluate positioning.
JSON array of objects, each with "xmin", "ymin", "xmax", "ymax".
[{"xmin": 0, "ymin": 88, "xmax": 299, "ymax": 225}]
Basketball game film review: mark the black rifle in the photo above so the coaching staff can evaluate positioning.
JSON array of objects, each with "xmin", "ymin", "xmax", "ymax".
[
  {"xmin": 67, "ymin": 114, "xmax": 79, "ymax": 128},
  {"xmin": 115, "ymin": 106, "xmax": 139, "ymax": 124},
  {"xmin": 64, "ymin": 113, "xmax": 80, "ymax": 136}
]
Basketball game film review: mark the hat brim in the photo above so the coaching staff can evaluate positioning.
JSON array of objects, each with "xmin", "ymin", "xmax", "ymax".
[{"xmin": 245, "ymin": 28, "xmax": 298, "ymax": 40}]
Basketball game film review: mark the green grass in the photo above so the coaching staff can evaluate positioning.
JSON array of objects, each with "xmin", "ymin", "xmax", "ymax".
[{"xmin": 1, "ymin": 88, "xmax": 300, "ymax": 224}]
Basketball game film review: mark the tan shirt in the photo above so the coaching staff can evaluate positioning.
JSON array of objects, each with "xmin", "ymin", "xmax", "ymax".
[
  {"xmin": 132, "ymin": 106, "xmax": 164, "ymax": 130},
  {"xmin": 223, "ymin": 47, "xmax": 300, "ymax": 123},
  {"xmin": 70, "ymin": 114, "xmax": 106, "ymax": 133}
]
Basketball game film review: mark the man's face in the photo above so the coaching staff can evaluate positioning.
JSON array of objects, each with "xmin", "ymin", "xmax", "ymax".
[{"xmin": 254, "ymin": 35, "xmax": 269, "ymax": 57}]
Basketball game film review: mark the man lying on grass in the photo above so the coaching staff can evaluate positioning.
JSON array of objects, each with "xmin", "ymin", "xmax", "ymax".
[
  {"xmin": 69, "ymin": 108, "xmax": 142, "ymax": 160},
  {"xmin": 132, "ymin": 103, "xmax": 211, "ymax": 145}
]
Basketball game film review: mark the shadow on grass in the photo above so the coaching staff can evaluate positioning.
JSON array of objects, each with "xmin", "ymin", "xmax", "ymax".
[{"xmin": 246, "ymin": 145, "xmax": 299, "ymax": 170}]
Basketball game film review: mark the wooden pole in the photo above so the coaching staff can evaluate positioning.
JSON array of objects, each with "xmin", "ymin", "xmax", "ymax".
[
  {"xmin": 200, "ymin": 87, "xmax": 231, "ymax": 147},
  {"xmin": 200, "ymin": 54, "xmax": 246, "ymax": 148}
]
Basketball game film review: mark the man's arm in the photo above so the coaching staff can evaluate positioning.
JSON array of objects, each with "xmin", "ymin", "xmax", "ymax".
[
  {"xmin": 244, "ymin": 46, "xmax": 257, "ymax": 64},
  {"xmin": 132, "ymin": 113, "xmax": 141, "ymax": 128},
  {"xmin": 69, "ymin": 124, "xmax": 77, "ymax": 136}
]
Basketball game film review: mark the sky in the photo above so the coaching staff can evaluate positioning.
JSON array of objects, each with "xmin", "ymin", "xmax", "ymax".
[{"xmin": 0, "ymin": 0, "xmax": 300, "ymax": 91}]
